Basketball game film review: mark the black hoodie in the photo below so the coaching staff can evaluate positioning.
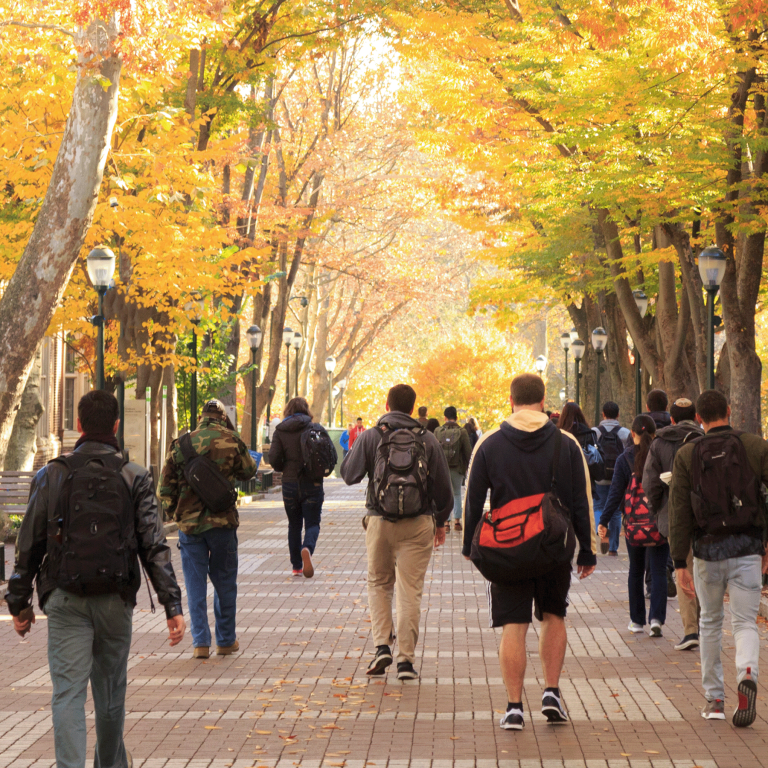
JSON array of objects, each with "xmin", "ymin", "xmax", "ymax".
[
  {"xmin": 462, "ymin": 414, "xmax": 596, "ymax": 566},
  {"xmin": 269, "ymin": 413, "xmax": 313, "ymax": 482}
]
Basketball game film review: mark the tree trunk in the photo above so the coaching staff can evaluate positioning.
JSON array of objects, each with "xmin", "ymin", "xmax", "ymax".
[
  {"xmin": 5, "ymin": 345, "xmax": 44, "ymax": 471},
  {"xmin": 0, "ymin": 25, "xmax": 121, "ymax": 467}
]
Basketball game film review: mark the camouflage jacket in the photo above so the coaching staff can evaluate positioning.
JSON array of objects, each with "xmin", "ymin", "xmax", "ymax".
[{"xmin": 159, "ymin": 416, "xmax": 257, "ymax": 535}]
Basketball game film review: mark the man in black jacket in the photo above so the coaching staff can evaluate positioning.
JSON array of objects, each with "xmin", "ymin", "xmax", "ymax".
[
  {"xmin": 463, "ymin": 374, "xmax": 596, "ymax": 731},
  {"xmin": 4, "ymin": 390, "xmax": 184, "ymax": 768}
]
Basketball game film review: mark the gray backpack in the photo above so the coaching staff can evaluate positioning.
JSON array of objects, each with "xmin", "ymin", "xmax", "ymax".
[{"xmin": 373, "ymin": 426, "xmax": 430, "ymax": 520}]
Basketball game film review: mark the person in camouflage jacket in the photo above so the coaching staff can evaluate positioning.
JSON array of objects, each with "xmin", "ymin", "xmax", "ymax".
[{"xmin": 160, "ymin": 399, "xmax": 257, "ymax": 659}]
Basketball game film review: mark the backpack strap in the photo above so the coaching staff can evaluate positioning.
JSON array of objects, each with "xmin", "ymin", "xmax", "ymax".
[
  {"xmin": 550, "ymin": 430, "xmax": 563, "ymax": 492},
  {"xmin": 179, "ymin": 433, "xmax": 198, "ymax": 463}
]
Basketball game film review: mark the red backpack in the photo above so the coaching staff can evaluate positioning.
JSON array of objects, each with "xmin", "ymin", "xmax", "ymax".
[{"xmin": 624, "ymin": 474, "xmax": 665, "ymax": 546}]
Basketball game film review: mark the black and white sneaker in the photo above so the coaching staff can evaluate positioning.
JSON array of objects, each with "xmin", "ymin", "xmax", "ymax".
[
  {"xmin": 366, "ymin": 645, "xmax": 393, "ymax": 676},
  {"xmin": 541, "ymin": 689, "xmax": 569, "ymax": 724},
  {"xmin": 674, "ymin": 633, "xmax": 700, "ymax": 651},
  {"xmin": 396, "ymin": 661, "xmax": 419, "ymax": 680},
  {"xmin": 499, "ymin": 707, "xmax": 524, "ymax": 730}
]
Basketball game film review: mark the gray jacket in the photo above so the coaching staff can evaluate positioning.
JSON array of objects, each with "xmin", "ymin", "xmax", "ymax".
[
  {"xmin": 340, "ymin": 411, "xmax": 453, "ymax": 526},
  {"xmin": 642, "ymin": 420, "xmax": 703, "ymax": 537},
  {"xmin": 592, "ymin": 420, "xmax": 631, "ymax": 485}
]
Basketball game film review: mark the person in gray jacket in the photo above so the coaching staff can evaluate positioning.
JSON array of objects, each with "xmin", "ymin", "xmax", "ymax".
[
  {"xmin": 643, "ymin": 397, "xmax": 703, "ymax": 651},
  {"xmin": 341, "ymin": 383, "xmax": 453, "ymax": 680}
]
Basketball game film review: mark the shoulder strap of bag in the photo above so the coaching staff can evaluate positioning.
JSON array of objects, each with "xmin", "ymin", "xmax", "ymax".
[
  {"xmin": 179, "ymin": 433, "xmax": 198, "ymax": 463},
  {"xmin": 550, "ymin": 430, "xmax": 563, "ymax": 492}
]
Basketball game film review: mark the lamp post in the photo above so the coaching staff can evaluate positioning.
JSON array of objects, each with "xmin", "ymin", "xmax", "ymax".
[
  {"xmin": 632, "ymin": 290, "xmax": 649, "ymax": 415},
  {"xmin": 559, "ymin": 388, "xmax": 566, "ymax": 405},
  {"xmin": 571, "ymin": 339, "xmax": 585, "ymax": 406},
  {"xmin": 246, "ymin": 324, "xmax": 263, "ymax": 452},
  {"xmin": 338, "ymin": 379, "xmax": 347, "ymax": 426},
  {"xmin": 569, "ymin": 327, "xmax": 579, "ymax": 343},
  {"xmin": 184, "ymin": 294, "xmax": 205, "ymax": 430},
  {"xmin": 282, "ymin": 327, "xmax": 293, "ymax": 404},
  {"xmin": 86, "ymin": 247, "xmax": 116, "ymax": 390},
  {"xmin": 560, "ymin": 332, "xmax": 571, "ymax": 398},
  {"xmin": 325, "ymin": 356, "xmax": 336, "ymax": 427},
  {"xmin": 698, "ymin": 247, "xmax": 727, "ymax": 390},
  {"xmin": 291, "ymin": 331, "xmax": 302, "ymax": 398},
  {"xmin": 591, "ymin": 327, "xmax": 608, "ymax": 426},
  {"xmin": 534, "ymin": 355, "xmax": 547, "ymax": 375},
  {"xmin": 265, "ymin": 385, "xmax": 275, "ymax": 445}
]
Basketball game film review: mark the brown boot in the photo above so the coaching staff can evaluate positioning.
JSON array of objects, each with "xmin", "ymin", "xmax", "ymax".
[
  {"xmin": 216, "ymin": 640, "xmax": 240, "ymax": 656},
  {"xmin": 454, "ymin": 520, "xmax": 462, "ymax": 532},
  {"xmin": 193, "ymin": 646, "xmax": 210, "ymax": 659}
]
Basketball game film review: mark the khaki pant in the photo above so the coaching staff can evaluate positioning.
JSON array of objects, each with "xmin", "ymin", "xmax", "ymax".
[
  {"xmin": 364, "ymin": 514, "xmax": 435, "ymax": 663},
  {"xmin": 679, "ymin": 548, "xmax": 700, "ymax": 636}
]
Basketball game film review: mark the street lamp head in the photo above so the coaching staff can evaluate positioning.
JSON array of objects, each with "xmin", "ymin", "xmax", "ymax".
[
  {"xmin": 559, "ymin": 388, "xmax": 566, "ymax": 403},
  {"xmin": 338, "ymin": 378, "xmax": 348, "ymax": 389},
  {"xmin": 534, "ymin": 354, "xmax": 547, "ymax": 374},
  {"xmin": 86, "ymin": 247, "xmax": 116, "ymax": 291},
  {"xmin": 325, "ymin": 356, "xmax": 337, "ymax": 373},
  {"xmin": 184, "ymin": 292, "xmax": 205, "ymax": 320},
  {"xmin": 698, "ymin": 246, "xmax": 727, "ymax": 288},
  {"xmin": 246, "ymin": 324, "xmax": 263, "ymax": 350},
  {"xmin": 282, "ymin": 326, "xmax": 294, "ymax": 346},
  {"xmin": 591, "ymin": 327, "xmax": 608, "ymax": 352},
  {"xmin": 291, "ymin": 331, "xmax": 302, "ymax": 350},
  {"xmin": 333, "ymin": 386, "xmax": 340, "ymax": 398},
  {"xmin": 569, "ymin": 327, "xmax": 579, "ymax": 342},
  {"xmin": 571, "ymin": 339, "xmax": 586, "ymax": 360},
  {"xmin": 632, "ymin": 289, "xmax": 649, "ymax": 318},
  {"xmin": 560, "ymin": 332, "xmax": 571, "ymax": 351}
]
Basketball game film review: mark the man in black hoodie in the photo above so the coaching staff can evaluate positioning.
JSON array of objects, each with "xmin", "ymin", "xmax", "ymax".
[
  {"xmin": 463, "ymin": 373, "xmax": 596, "ymax": 731},
  {"xmin": 341, "ymin": 384, "xmax": 453, "ymax": 680}
]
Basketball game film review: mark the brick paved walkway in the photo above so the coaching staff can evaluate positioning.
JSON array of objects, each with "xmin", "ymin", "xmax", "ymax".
[{"xmin": 3, "ymin": 478, "xmax": 768, "ymax": 767}]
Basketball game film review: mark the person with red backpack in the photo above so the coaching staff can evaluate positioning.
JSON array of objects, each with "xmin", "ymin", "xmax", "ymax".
[
  {"xmin": 598, "ymin": 414, "xmax": 669, "ymax": 637},
  {"xmin": 669, "ymin": 390, "xmax": 768, "ymax": 726}
]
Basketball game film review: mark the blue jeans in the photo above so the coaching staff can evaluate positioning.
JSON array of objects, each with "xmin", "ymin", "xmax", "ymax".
[
  {"xmin": 449, "ymin": 470, "xmax": 464, "ymax": 521},
  {"xmin": 43, "ymin": 589, "xmax": 133, "ymax": 768},
  {"xmin": 282, "ymin": 481, "xmax": 324, "ymax": 569},
  {"xmin": 594, "ymin": 483, "xmax": 621, "ymax": 552},
  {"xmin": 178, "ymin": 527, "xmax": 238, "ymax": 648},
  {"xmin": 627, "ymin": 541, "xmax": 669, "ymax": 625}
]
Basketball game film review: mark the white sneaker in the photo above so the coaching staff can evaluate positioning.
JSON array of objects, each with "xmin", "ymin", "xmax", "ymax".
[
  {"xmin": 628, "ymin": 622, "xmax": 644, "ymax": 633},
  {"xmin": 649, "ymin": 619, "xmax": 663, "ymax": 637}
]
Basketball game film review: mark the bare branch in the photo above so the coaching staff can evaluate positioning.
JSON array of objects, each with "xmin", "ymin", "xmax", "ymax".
[{"xmin": 0, "ymin": 20, "xmax": 75, "ymax": 37}]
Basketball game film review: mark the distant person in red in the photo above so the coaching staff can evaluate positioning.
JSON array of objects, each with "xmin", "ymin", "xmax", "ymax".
[{"xmin": 349, "ymin": 417, "xmax": 365, "ymax": 448}]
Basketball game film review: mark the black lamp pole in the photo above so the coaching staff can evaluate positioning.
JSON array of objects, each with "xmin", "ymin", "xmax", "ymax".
[
  {"xmin": 706, "ymin": 286, "xmax": 717, "ymax": 390},
  {"xmin": 251, "ymin": 347, "xmax": 259, "ymax": 451},
  {"xmin": 190, "ymin": 326, "xmax": 199, "ymax": 431},
  {"xmin": 285, "ymin": 342, "xmax": 291, "ymax": 404}
]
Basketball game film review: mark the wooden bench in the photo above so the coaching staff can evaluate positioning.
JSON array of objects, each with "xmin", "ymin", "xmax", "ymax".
[{"xmin": 0, "ymin": 470, "xmax": 35, "ymax": 581}]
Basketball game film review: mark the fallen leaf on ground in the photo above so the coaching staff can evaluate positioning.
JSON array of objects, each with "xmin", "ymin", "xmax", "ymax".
[
  {"xmin": 256, "ymin": 730, "xmax": 271, "ymax": 735},
  {"xmin": 204, "ymin": 726, "xmax": 221, "ymax": 730}
]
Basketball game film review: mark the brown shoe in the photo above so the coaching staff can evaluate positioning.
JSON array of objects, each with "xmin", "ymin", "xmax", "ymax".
[
  {"xmin": 216, "ymin": 640, "xmax": 239, "ymax": 656},
  {"xmin": 301, "ymin": 547, "xmax": 315, "ymax": 579},
  {"xmin": 126, "ymin": 749, "xmax": 133, "ymax": 768},
  {"xmin": 454, "ymin": 521, "xmax": 462, "ymax": 532},
  {"xmin": 193, "ymin": 646, "xmax": 210, "ymax": 659}
]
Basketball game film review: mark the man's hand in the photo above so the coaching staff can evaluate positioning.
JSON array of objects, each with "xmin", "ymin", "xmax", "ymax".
[
  {"xmin": 434, "ymin": 526, "xmax": 446, "ymax": 549},
  {"xmin": 762, "ymin": 549, "xmax": 768, "ymax": 575},
  {"xmin": 577, "ymin": 565, "xmax": 595, "ymax": 580},
  {"xmin": 167, "ymin": 615, "xmax": 186, "ymax": 646},
  {"xmin": 677, "ymin": 567, "xmax": 696, "ymax": 599},
  {"xmin": 13, "ymin": 607, "xmax": 35, "ymax": 638},
  {"xmin": 597, "ymin": 524, "xmax": 608, "ymax": 539}
]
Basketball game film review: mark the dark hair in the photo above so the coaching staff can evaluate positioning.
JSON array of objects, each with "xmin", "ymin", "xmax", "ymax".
[
  {"xmin": 387, "ymin": 384, "xmax": 417, "ymax": 414},
  {"xmin": 696, "ymin": 390, "xmax": 728, "ymax": 424},
  {"xmin": 631, "ymin": 414, "xmax": 656, "ymax": 476},
  {"xmin": 602, "ymin": 401, "xmax": 619, "ymax": 420},
  {"xmin": 418, "ymin": 406, "xmax": 427, "ymax": 417},
  {"xmin": 466, "ymin": 417, "xmax": 478, "ymax": 432},
  {"xmin": 78, "ymin": 390, "xmax": 120, "ymax": 434},
  {"xmin": 284, "ymin": 397, "xmax": 313, "ymax": 419},
  {"xmin": 558, "ymin": 401, "xmax": 588, "ymax": 433},
  {"xmin": 670, "ymin": 400, "xmax": 697, "ymax": 424},
  {"xmin": 510, "ymin": 373, "xmax": 545, "ymax": 406},
  {"xmin": 444, "ymin": 405, "xmax": 457, "ymax": 420},
  {"xmin": 426, "ymin": 417, "xmax": 440, "ymax": 433},
  {"xmin": 356, "ymin": 417, "xmax": 363, "ymax": 422},
  {"xmin": 646, "ymin": 389, "xmax": 668, "ymax": 413}
]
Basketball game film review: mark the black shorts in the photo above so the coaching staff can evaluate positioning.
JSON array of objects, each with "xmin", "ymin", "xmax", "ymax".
[{"xmin": 487, "ymin": 563, "xmax": 572, "ymax": 627}]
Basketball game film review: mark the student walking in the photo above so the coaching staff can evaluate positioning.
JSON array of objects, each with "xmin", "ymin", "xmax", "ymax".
[
  {"xmin": 341, "ymin": 384, "xmax": 453, "ymax": 680},
  {"xmin": 463, "ymin": 374, "xmax": 596, "ymax": 730},
  {"xmin": 465, "ymin": 417, "xmax": 480, "ymax": 449},
  {"xmin": 642, "ymin": 397, "xmax": 703, "ymax": 651},
  {"xmin": 669, "ymin": 390, "xmax": 768, "ymax": 726},
  {"xmin": 435, "ymin": 406, "xmax": 472, "ymax": 532},
  {"xmin": 349, "ymin": 417, "xmax": 366, "ymax": 448},
  {"xmin": 340, "ymin": 423, "xmax": 352, "ymax": 458},
  {"xmin": 598, "ymin": 414, "xmax": 669, "ymax": 636},
  {"xmin": 417, "ymin": 406, "xmax": 430, "ymax": 428},
  {"xmin": 269, "ymin": 397, "xmax": 337, "ymax": 577},
  {"xmin": 5, "ymin": 390, "xmax": 185, "ymax": 768},
  {"xmin": 160, "ymin": 399, "xmax": 257, "ymax": 658}
]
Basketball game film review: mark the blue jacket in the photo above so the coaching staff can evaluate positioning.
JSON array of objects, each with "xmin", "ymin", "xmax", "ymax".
[
  {"xmin": 340, "ymin": 430, "xmax": 350, "ymax": 450},
  {"xmin": 599, "ymin": 445, "xmax": 635, "ymax": 528}
]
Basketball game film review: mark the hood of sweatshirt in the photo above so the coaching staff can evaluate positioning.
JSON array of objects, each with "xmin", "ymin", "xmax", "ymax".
[
  {"xmin": 276, "ymin": 413, "xmax": 312, "ymax": 433},
  {"xmin": 655, "ymin": 420, "xmax": 703, "ymax": 444},
  {"xmin": 499, "ymin": 410, "xmax": 558, "ymax": 451},
  {"xmin": 377, "ymin": 411, "xmax": 423, "ymax": 431},
  {"xmin": 648, "ymin": 410, "xmax": 672, "ymax": 430}
]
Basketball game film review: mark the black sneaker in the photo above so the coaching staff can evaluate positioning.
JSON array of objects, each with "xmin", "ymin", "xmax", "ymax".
[
  {"xmin": 541, "ymin": 690, "xmax": 569, "ymax": 724},
  {"xmin": 366, "ymin": 645, "xmax": 392, "ymax": 676},
  {"xmin": 674, "ymin": 633, "xmax": 700, "ymax": 651},
  {"xmin": 733, "ymin": 673, "xmax": 757, "ymax": 728},
  {"xmin": 396, "ymin": 661, "xmax": 419, "ymax": 680},
  {"xmin": 667, "ymin": 570, "xmax": 677, "ymax": 598},
  {"xmin": 499, "ymin": 707, "xmax": 524, "ymax": 730}
]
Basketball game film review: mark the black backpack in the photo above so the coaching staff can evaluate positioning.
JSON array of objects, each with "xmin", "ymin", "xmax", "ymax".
[
  {"xmin": 373, "ymin": 426, "xmax": 430, "ymax": 520},
  {"xmin": 300, "ymin": 423, "xmax": 338, "ymax": 481},
  {"xmin": 597, "ymin": 426, "xmax": 624, "ymax": 482},
  {"xmin": 179, "ymin": 433, "xmax": 238, "ymax": 514},
  {"xmin": 46, "ymin": 452, "xmax": 136, "ymax": 596},
  {"xmin": 690, "ymin": 432, "xmax": 763, "ymax": 537}
]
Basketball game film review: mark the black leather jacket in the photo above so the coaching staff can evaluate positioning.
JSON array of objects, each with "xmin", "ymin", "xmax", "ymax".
[{"xmin": 4, "ymin": 442, "xmax": 183, "ymax": 619}]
